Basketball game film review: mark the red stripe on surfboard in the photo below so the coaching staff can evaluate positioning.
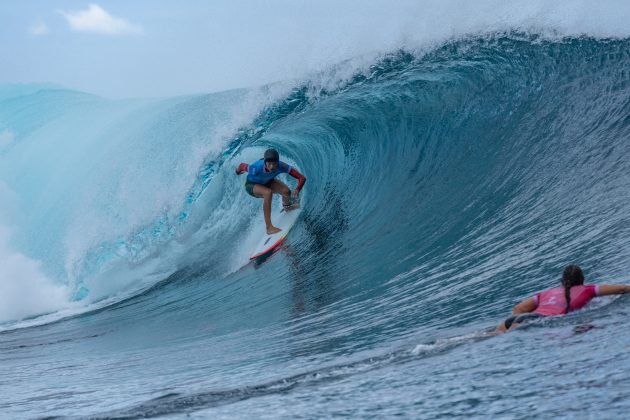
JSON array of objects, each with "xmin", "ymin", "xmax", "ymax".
[{"xmin": 250, "ymin": 234, "xmax": 288, "ymax": 260}]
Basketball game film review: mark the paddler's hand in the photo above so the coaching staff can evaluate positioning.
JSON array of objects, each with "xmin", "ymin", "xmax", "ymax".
[{"xmin": 292, "ymin": 190, "xmax": 300, "ymax": 201}]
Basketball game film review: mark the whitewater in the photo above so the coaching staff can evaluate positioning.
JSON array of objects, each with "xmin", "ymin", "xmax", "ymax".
[{"xmin": 2, "ymin": 3, "xmax": 630, "ymax": 419}]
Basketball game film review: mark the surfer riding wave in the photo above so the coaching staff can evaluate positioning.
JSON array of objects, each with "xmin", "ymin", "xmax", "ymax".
[{"xmin": 236, "ymin": 148, "xmax": 306, "ymax": 235}]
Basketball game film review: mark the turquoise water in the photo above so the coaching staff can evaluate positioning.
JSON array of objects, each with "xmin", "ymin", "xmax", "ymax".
[{"xmin": 1, "ymin": 36, "xmax": 630, "ymax": 418}]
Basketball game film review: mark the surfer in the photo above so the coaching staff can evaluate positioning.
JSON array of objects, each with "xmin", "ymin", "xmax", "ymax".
[
  {"xmin": 235, "ymin": 148, "xmax": 306, "ymax": 235},
  {"xmin": 496, "ymin": 264, "xmax": 630, "ymax": 333}
]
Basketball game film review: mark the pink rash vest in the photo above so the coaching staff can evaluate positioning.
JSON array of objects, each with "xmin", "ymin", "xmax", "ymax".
[{"xmin": 533, "ymin": 284, "xmax": 600, "ymax": 316}]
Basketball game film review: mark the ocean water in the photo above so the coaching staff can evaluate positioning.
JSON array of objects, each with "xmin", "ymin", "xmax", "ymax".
[{"xmin": 1, "ymin": 33, "xmax": 630, "ymax": 418}]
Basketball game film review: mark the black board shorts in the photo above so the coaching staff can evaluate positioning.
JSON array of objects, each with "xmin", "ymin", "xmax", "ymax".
[
  {"xmin": 503, "ymin": 313, "xmax": 543, "ymax": 330},
  {"xmin": 245, "ymin": 179, "xmax": 273, "ymax": 197}
]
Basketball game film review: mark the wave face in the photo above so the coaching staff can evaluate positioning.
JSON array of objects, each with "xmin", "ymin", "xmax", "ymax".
[{"xmin": 2, "ymin": 36, "xmax": 630, "ymax": 418}]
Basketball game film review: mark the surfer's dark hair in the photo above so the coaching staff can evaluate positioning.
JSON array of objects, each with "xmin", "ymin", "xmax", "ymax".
[
  {"xmin": 561, "ymin": 264, "xmax": 584, "ymax": 314},
  {"xmin": 264, "ymin": 148, "xmax": 279, "ymax": 163}
]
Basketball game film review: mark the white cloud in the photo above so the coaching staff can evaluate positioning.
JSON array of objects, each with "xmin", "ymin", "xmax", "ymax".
[
  {"xmin": 57, "ymin": 4, "xmax": 142, "ymax": 36},
  {"xmin": 0, "ymin": 129, "xmax": 14, "ymax": 149},
  {"xmin": 29, "ymin": 21, "xmax": 49, "ymax": 36}
]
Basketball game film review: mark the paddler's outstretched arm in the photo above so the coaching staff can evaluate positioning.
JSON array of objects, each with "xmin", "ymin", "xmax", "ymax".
[
  {"xmin": 494, "ymin": 296, "xmax": 537, "ymax": 333},
  {"xmin": 598, "ymin": 284, "xmax": 630, "ymax": 295},
  {"xmin": 511, "ymin": 297, "xmax": 537, "ymax": 314}
]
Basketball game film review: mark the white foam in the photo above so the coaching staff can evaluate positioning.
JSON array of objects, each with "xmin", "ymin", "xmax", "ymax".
[
  {"xmin": 0, "ymin": 182, "xmax": 69, "ymax": 324},
  {"xmin": 412, "ymin": 331, "xmax": 495, "ymax": 355},
  {"xmin": 159, "ymin": 0, "xmax": 630, "ymax": 105}
]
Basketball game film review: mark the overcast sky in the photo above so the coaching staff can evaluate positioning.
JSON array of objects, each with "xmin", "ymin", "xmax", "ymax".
[
  {"xmin": 2, "ymin": 0, "xmax": 417, "ymax": 98},
  {"xmin": 2, "ymin": 1, "xmax": 629, "ymax": 99}
]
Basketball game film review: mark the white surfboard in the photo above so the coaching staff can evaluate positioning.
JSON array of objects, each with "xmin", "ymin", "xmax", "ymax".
[{"xmin": 250, "ymin": 205, "xmax": 301, "ymax": 260}]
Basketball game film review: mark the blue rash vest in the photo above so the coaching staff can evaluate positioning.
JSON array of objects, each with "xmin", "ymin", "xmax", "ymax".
[{"xmin": 246, "ymin": 159, "xmax": 292, "ymax": 184}]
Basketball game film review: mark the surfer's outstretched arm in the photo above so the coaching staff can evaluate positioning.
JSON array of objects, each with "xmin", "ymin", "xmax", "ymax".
[
  {"xmin": 288, "ymin": 168, "xmax": 306, "ymax": 198},
  {"xmin": 235, "ymin": 163, "xmax": 249, "ymax": 175}
]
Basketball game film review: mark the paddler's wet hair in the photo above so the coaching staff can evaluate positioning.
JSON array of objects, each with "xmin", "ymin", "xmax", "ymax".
[{"xmin": 561, "ymin": 264, "xmax": 585, "ymax": 314}]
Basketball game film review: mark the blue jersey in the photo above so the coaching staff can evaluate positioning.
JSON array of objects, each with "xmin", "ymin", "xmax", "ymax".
[{"xmin": 246, "ymin": 159, "xmax": 292, "ymax": 184}]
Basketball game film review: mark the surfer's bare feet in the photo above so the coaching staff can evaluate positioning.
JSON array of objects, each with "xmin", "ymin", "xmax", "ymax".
[
  {"xmin": 267, "ymin": 225, "xmax": 281, "ymax": 235},
  {"xmin": 283, "ymin": 203, "xmax": 300, "ymax": 212}
]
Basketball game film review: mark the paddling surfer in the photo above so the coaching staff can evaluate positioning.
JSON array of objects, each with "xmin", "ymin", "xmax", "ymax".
[
  {"xmin": 497, "ymin": 264, "xmax": 630, "ymax": 333},
  {"xmin": 236, "ymin": 148, "xmax": 306, "ymax": 235}
]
